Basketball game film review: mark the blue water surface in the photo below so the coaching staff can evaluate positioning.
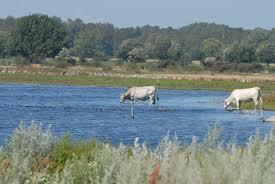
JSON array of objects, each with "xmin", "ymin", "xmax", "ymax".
[{"xmin": 0, "ymin": 83, "xmax": 273, "ymax": 146}]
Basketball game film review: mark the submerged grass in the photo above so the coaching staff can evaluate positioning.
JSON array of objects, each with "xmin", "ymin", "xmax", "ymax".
[{"xmin": 1, "ymin": 123, "xmax": 275, "ymax": 183}]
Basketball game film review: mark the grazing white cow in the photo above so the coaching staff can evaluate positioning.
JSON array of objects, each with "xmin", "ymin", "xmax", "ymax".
[
  {"xmin": 224, "ymin": 87, "xmax": 263, "ymax": 110},
  {"xmin": 120, "ymin": 86, "xmax": 159, "ymax": 104}
]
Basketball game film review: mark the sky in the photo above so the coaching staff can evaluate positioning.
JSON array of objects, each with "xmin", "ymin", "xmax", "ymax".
[{"xmin": 0, "ymin": 0, "xmax": 275, "ymax": 29}]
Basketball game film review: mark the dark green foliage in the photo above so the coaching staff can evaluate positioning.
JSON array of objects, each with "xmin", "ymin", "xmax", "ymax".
[
  {"xmin": 202, "ymin": 38, "xmax": 223, "ymax": 59},
  {"xmin": 224, "ymin": 42, "xmax": 256, "ymax": 63},
  {"xmin": 73, "ymin": 28, "xmax": 103, "ymax": 57},
  {"xmin": 0, "ymin": 32, "xmax": 6, "ymax": 58},
  {"xmin": 98, "ymin": 23, "xmax": 115, "ymax": 56},
  {"xmin": 153, "ymin": 35, "xmax": 172, "ymax": 59},
  {"xmin": 116, "ymin": 39, "xmax": 141, "ymax": 60},
  {"xmin": 65, "ymin": 18, "xmax": 86, "ymax": 47},
  {"xmin": 179, "ymin": 53, "xmax": 192, "ymax": 66},
  {"xmin": 0, "ymin": 16, "xmax": 16, "ymax": 32},
  {"xmin": 127, "ymin": 46, "xmax": 147, "ymax": 63},
  {"xmin": 6, "ymin": 14, "xmax": 67, "ymax": 62},
  {"xmin": 256, "ymin": 43, "xmax": 275, "ymax": 65},
  {"xmin": 71, "ymin": 23, "xmax": 115, "ymax": 57},
  {"xmin": 114, "ymin": 27, "xmax": 142, "ymax": 52},
  {"xmin": 167, "ymin": 42, "xmax": 183, "ymax": 61},
  {"xmin": 246, "ymin": 28, "xmax": 269, "ymax": 47},
  {"xmin": 55, "ymin": 47, "xmax": 76, "ymax": 66},
  {"xmin": 189, "ymin": 47, "xmax": 204, "ymax": 60},
  {"xmin": 1, "ymin": 15, "xmax": 275, "ymax": 71}
]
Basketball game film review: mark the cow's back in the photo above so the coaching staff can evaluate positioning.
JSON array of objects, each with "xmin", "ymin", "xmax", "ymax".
[
  {"xmin": 129, "ymin": 86, "xmax": 156, "ymax": 99},
  {"xmin": 231, "ymin": 87, "xmax": 260, "ymax": 101}
]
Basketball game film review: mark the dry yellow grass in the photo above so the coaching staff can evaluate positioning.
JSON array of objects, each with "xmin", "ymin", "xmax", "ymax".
[{"xmin": 1, "ymin": 65, "xmax": 275, "ymax": 82}]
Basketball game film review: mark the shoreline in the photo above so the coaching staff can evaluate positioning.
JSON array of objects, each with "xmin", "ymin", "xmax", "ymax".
[
  {"xmin": 1, "ymin": 72, "xmax": 275, "ymax": 90},
  {"xmin": 1, "ymin": 72, "xmax": 275, "ymax": 110}
]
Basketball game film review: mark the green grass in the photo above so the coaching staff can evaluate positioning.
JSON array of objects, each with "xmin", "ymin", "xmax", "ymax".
[
  {"xmin": 1, "ymin": 123, "xmax": 275, "ymax": 184},
  {"xmin": 1, "ymin": 73, "xmax": 275, "ymax": 91},
  {"xmin": 1, "ymin": 73, "xmax": 275, "ymax": 110}
]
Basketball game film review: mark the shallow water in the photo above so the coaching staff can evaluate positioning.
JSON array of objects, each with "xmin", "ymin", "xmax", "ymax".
[{"xmin": 0, "ymin": 83, "xmax": 273, "ymax": 146}]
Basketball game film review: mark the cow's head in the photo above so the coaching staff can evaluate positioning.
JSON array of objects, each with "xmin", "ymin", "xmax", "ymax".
[
  {"xmin": 120, "ymin": 94, "xmax": 126, "ymax": 103},
  {"xmin": 224, "ymin": 99, "xmax": 232, "ymax": 110}
]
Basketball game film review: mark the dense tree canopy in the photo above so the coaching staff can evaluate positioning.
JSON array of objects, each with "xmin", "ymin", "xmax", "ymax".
[
  {"xmin": 6, "ymin": 14, "xmax": 67, "ymax": 61},
  {"xmin": 65, "ymin": 18, "xmax": 85, "ymax": 47},
  {"xmin": 73, "ymin": 28, "xmax": 103, "ymax": 58},
  {"xmin": 225, "ymin": 42, "xmax": 256, "ymax": 63},
  {"xmin": 0, "ymin": 33, "xmax": 5, "ymax": 57},
  {"xmin": 127, "ymin": 46, "xmax": 147, "ymax": 63},
  {"xmin": 202, "ymin": 38, "xmax": 223, "ymax": 59},
  {"xmin": 116, "ymin": 39, "xmax": 141, "ymax": 60},
  {"xmin": 256, "ymin": 43, "xmax": 275, "ymax": 65},
  {"xmin": 167, "ymin": 42, "xmax": 183, "ymax": 61},
  {"xmin": 0, "ymin": 14, "xmax": 275, "ymax": 66},
  {"xmin": 153, "ymin": 35, "xmax": 172, "ymax": 60}
]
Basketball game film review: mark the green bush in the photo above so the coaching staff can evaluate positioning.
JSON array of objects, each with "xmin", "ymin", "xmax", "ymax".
[{"xmin": 14, "ymin": 56, "xmax": 30, "ymax": 66}]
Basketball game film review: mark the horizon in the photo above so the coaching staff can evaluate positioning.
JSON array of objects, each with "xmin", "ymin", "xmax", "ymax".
[
  {"xmin": 0, "ymin": 15, "xmax": 271, "ymax": 31},
  {"xmin": 1, "ymin": 0, "xmax": 275, "ymax": 30}
]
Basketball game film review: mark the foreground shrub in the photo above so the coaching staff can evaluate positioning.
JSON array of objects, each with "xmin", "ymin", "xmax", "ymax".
[
  {"xmin": 1, "ymin": 123, "xmax": 275, "ymax": 183},
  {"xmin": 1, "ymin": 123, "xmax": 53, "ymax": 183}
]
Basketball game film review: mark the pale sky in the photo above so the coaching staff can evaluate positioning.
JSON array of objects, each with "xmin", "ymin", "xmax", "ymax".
[{"xmin": 0, "ymin": 0, "xmax": 274, "ymax": 29}]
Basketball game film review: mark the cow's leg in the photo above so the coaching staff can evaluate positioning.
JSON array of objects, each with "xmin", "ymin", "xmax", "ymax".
[
  {"xmin": 236, "ymin": 99, "xmax": 240, "ymax": 110},
  {"xmin": 149, "ymin": 95, "xmax": 156, "ymax": 105},
  {"xmin": 253, "ymin": 98, "xmax": 259, "ymax": 110}
]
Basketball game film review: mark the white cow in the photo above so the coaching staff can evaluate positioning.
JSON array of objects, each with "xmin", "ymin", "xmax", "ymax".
[
  {"xmin": 120, "ymin": 86, "xmax": 159, "ymax": 104},
  {"xmin": 224, "ymin": 87, "xmax": 263, "ymax": 110}
]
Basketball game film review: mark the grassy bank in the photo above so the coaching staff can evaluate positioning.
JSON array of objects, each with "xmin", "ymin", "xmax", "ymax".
[
  {"xmin": 1, "ymin": 72, "xmax": 275, "ymax": 110},
  {"xmin": 1, "ymin": 73, "xmax": 275, "ymax": 91},
  {"xmin": 1, "ymin": 123, "xmax": 275, "ymax": 183}
]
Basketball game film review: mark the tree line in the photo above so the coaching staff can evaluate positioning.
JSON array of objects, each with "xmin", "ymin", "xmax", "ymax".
[{"xmin": 0, "ymin": 14, "xmax": 275, "ymax": 67}]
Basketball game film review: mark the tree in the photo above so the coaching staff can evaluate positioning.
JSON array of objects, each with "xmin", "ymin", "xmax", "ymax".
[
  {"xmin": 246, "ymin": 28, "xmax": 269, "ymax": 47},
  {"xmin": 167, "ymin": 42, "xmax": 183, "ymax": 61},
  {"xmin": 202, "ymin": 38, "xmax": 222, "ymax": 59},
  {"xmin": 6, "ymin": 14, "xmax": 67, "ymax": 61},
  {"xmin": 127, "ymin": 47, "xmax": 147, "ymax": 63},
  {"xmin": 224, "ymin": 42, "xmax": 256, "ymax": 63},
  {"xmin": 73, "ymin": 28, "xmax": 103, "ymax": 57},
  {"xmin": 179, "ymin": 53, "xmax": 192, "ymax": 66},
  {"xmin": 114, "ymin": 27, "xmax": 142, "ymax": 52},
  {"xmin": 65, "ymin": 18, "xmax": 85, "ymax": 47},
  {"xmin": 116, "ymin": 39, "xmax": 141, "ymax": 60},
  {"xmin": 238, "ymin": 42, "xmax": 256, "ymax": 63},
  {"xmin": 256, "ymin": 43, "xmax": 275, "ymax": 65},
  {"xmin": 0, "ymin": 33, "xmax": 6, "ymax": 58},
  {"xmin": 97, "ymin": 23, "xmax": 115, "ymax": 56},
  {"xmin": 0, "ymin": 16, "xmax": 16, "ymax": 32},
  {"xmin": 224, "ymin": 42, "xmax": 240, "ymax": 63},
  {"xmin": 55, "ymin": 47, "xmax": 76, "ymax": 65},
  {"xmin": 153, "ymin": 35, "xmax": 172, "ymax": 59}
]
